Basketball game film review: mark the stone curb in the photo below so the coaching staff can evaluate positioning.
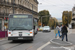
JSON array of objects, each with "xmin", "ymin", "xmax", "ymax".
[
  {"xmin": 50, "ymin": 39, "xmax": 73, "ymax": 46},
  {"xmin": 0, "ymin": 38, "xmax": 8, "ymax": 42}
]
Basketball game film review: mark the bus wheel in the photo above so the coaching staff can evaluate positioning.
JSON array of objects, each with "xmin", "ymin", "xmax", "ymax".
[
  {"xmin": 35, "ymin": 31, "xmax": 37, "ymax": 35},
  {"xmin": 36, "ymin": 31, "xmax": 38, "ymax": 34},
  {"xmin": 12, "ymin": 40, "xmax": 16, "ymax": 42},
  {"xmin": 30, "ymin": 39, "xmax": 33, "ymax": 41}
]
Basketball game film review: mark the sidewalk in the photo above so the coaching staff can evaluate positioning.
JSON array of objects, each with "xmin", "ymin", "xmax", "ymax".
[
  {"xmin": 69, "ymin": 29, "xmax": 75, "ymax": 34},
  {"xmin": 0, "ymin": 37, "xmax": 8, "ymax": 41},
  {"xmin": 50, "ymin": 29, "xmax": 75, "ymax": 46},
  {"xmin": 50, "ymin": 39, "xmax": 73, "ymax": 46}
]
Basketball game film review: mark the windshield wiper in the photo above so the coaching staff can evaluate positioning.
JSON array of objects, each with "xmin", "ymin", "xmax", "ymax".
[
  {"xmin": 12, "ymin": 28, "xmax": 17, "ymax": 31},
  {"xmin": 12, "ymin": 27, "xmax": 29, "ymax": 31},
  {"xmin": 10, "ymin": 26, "xmax": 22, "ymax": 31},
  {"xmin": 10, "ymin": 26, "xmax": 32, "ymax": 31}
]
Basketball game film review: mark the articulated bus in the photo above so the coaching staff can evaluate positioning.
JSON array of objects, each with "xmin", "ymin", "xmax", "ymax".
[{"xmin": 8, "ymin": 14, "xmax": 38, "ymax": 41}]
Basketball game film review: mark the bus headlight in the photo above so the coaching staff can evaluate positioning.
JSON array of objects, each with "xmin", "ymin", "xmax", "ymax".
[
  {"xmin": 30, "ymin": 34, "xmax": 33, "ymax": 36},
  {"xmin": 8, "ymin": 34, "xmax": 11, "ymax": 36},
  {"xmin": 8, "ymin": 32, "xmax": 12, "ymax": 36}
]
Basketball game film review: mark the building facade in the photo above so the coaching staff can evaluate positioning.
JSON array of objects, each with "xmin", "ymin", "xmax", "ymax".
[
  {"xmin": 0, "ymin": 0, "xmax": 38, "ymax": 31},
  {"xmin": 71, "ymin": 5, "xmax": 75, "ymax": 29}
]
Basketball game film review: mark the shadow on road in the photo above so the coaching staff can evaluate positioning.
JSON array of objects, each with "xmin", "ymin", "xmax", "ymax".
[
  {"xmin": 42, "ymin": 32, "xmax": 51, "ymax": 33},
  {"xmin": 10, "ymin": 40, "xmax": 33, "ymax": 43}
]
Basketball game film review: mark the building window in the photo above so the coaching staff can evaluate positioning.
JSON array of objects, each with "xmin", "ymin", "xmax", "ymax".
[
  {"xmin": 7, "ymin": 8, "xmax": 9, "ymax": 13},
  {"xmin": 7, "ymin": 0, "xmax": 9, "ymax": 2},
  {"xmin": 3, "ymin": 0, "xmax": 5, "ymax": 2},
  {"xmin": 72, "ymin": 13, "xmax": 75, "ymax": 16},
  {"xmin": 72, "ymin": 11, "xmax": 75, "ymax": 16},
  {"xmin": 0, "ymin": 19, "xmax": 2, "ymax": 31},
  {"xmin": 0, "ymin": 7, "xmax": 1, "ymax": 13},
  {"xmin": 11, "ymin": 0, "xmax": 15, "ymax": 4},
  {"xmin": 74, "ymin": 7, "xmax": 75, "ymax": 9}
]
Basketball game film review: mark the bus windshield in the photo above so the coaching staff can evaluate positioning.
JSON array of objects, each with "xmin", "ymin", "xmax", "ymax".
[{"xmin": 8, "ymin": 18, "xmax": 33, "ymax": 30}]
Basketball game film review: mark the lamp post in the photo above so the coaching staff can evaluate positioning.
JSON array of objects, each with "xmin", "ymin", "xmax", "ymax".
[
  {"xmin": 13, "ymin": 0, "xmax": 15, "ymax": 14},
  {"xmin": 41, "ymin": 17, "xmax": 42, "ymax": 27}
]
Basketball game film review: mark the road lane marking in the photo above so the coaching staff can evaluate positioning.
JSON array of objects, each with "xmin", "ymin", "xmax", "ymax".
[
  {"xmin": 62, "ymin": 46, "xmax": 74, "ymax": 50},
  {"xmin": 51, "ymin": 46, "xmax": 74, "ymax": 50},
  {"xmin": 37, "ymin": 42, "xmax": 50, "ymax": 50}
]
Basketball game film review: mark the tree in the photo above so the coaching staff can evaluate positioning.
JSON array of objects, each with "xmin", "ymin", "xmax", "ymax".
[
  {"xmin": 48, "ymin": 17, "xmax": 58, "ymax": 28},
  {"xmin": 62, "ymin": 11, "xmax": 72, "ymax": 26},
  {"xmin": 68, "ymin": 11, "xmax": 72, "ymax": 24},
  {"xmin": 38, "ymin": 20, "xmax": 41, "ymax": 26},
  {"xmin": 39, "ymin": 10, "xmax": 50, "ymax": 26}
]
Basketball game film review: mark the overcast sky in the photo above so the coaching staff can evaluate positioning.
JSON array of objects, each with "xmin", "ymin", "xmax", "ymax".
[{"xmin": 38, "ymin": 0, "xmax": 75, "ymax": 19}]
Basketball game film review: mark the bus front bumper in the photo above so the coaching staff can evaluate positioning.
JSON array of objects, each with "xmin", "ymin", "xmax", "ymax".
[{"xmin": 8, "ymin": 36, "xmax": 34, "ymax": 40}]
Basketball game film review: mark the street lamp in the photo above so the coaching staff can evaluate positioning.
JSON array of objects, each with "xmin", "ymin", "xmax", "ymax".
[{"xmin": 41, "ymin": 15, "xmax": 50, "ymax": 27}]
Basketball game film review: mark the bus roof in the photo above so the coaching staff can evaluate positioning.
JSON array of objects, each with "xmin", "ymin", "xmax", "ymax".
[
  {"xmin": 8, "ymin": 14, "xmax": 33, "ymax": 18},
  {"xmin": 9, "ymin": 14, "xmax": 33, "ymax": 16}
]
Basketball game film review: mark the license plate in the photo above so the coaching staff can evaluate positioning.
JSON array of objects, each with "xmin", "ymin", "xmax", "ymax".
[{"xmin": 18, "ymin": 38, "xmax": 23, "ymax": 39}]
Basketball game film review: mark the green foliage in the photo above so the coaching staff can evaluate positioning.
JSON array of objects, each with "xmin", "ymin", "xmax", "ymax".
[
  {"xmin": 39, "ymin": 10, "xmax": 50, "ymax": 26},
  {"xmin": 38, "ymin": 20, "xmax": 41, "ymax": 26},
  {"xmin": 62, "ymin": 11, "xmax": 72, "ymax": 26},
  {"xmin": 48, "ymin": 18, "xmax": 58, "ymax": 27}
]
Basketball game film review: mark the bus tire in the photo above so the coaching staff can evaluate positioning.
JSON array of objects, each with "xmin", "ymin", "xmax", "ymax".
[
  {"xmin": 30, "ymin": 39, "xmax": 33, "ymax": 41},
  {"xmin": 12, "ymin": 40, "xmax": 16, "ymax": 42},
  {"xmin": 35, "ymin": 31, "xmax": 37, "ymax": 35}
]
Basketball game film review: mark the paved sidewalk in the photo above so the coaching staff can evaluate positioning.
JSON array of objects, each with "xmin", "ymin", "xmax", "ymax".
[
  {"xmin": 50, "ymin": 29, "xmax": 75, "ymax": 46},
  {"xmin": 50, "ymin": 39, "xmax": 73, "ymax": 46},
  {"xmin": 0, "ymin": 37, "xmax": 8, "ymax": 41},
  {"xmin": 69, "ymin": 29, "xmax": 75, "ymax": 34}
]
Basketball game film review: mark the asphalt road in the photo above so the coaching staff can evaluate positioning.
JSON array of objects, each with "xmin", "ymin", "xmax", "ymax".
[{"xmin": 0, "ymin": 30, "xmax": 75, "ymax": 50}]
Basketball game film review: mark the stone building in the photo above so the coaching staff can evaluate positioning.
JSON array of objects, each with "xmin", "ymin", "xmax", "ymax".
[
  {"xmin": 70, "ymin": 5, "xmax": 75, "ymax": 29},
  {"xmin": 0, "ymin": 0, "xmax": 38, "ymax": 31}
]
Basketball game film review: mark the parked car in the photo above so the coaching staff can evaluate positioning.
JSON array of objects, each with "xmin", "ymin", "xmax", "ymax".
[
  {"xmin": 43, "ymin": 26, "xmax": 51, "ymax": 32},
  {"xmin": 38, "ymin": 27, "xmax": 43, "ymax": 31}
]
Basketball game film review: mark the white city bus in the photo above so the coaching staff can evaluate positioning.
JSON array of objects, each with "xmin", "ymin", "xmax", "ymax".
[{"xmin": 8, "ymin": 14, "xmax": 38, "ymax": 41}]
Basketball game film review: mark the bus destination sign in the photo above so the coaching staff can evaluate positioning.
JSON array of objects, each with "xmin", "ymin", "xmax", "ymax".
[{"xmin": 13, "ymin": 15, "xmax": 28, "ymax": 18}]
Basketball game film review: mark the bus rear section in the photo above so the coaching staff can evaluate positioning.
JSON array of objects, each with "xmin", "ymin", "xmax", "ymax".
[{"xmin": 8, "ymin": 14, "xmax": 34, "ymax": 41}]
